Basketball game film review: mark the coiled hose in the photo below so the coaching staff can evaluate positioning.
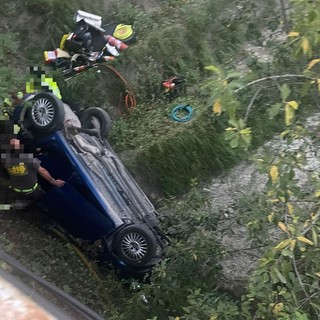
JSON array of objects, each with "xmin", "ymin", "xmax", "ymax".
[{"xmin": 170, "ymin": 104, "xmax": 194, "ymax": 122}]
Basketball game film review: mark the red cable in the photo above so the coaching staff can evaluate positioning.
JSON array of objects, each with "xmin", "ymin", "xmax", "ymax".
[{"xmin": 103, "ymin": 65, "xmax": 137, "ymax": 113}]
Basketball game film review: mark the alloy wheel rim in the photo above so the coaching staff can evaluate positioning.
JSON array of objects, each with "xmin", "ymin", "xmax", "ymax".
[
  {"xmin": 121, "ymin": 232, "xmax": 148, "ymax": 261},
  {"xmin": 32, "ymin": 98, "xmax": 55, "ymax": 126}
]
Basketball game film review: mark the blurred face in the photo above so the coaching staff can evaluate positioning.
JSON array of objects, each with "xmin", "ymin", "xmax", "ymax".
[{"xmin": 10, "ymin": 138, "xmax": 20, "ymax": 150}]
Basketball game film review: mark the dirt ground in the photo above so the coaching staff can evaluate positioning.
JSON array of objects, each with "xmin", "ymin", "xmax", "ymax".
[{"xmin": 0, "ymin": 207, "xmax": 117, "ymax": 318}]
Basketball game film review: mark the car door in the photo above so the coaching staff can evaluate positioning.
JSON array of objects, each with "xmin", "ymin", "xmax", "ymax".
[{"xmin": 37, "ymin": 138, "xmax": 117, "ymax": 241}]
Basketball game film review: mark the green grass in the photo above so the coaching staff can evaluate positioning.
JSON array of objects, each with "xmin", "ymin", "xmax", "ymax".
[{"xmin": 109, "ymin": 97, "xmax": 242, "ymax": 195}]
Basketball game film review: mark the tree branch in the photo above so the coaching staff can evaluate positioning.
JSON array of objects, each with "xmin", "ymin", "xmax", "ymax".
[
  {"xmin": 234, "ymin": 75, "xmax": 317, "ymax": 93},
  {"xmin": 299, "ymin": 291, "xmax": 319, "ymax": 309},
  {"xmin": 278, "ymin": 0, "xmax": 290, "ymax": 33},
  {"xmin": 244, "ymin": 87, "xmax": 262, "ymax": 122},
  {"xmin": 302, "ymin": 211, "xmax": 320, "ymax": 235},
  {"xmin": 292, "ymin": 256, "xmax": 309, "ymax": 299},
  {"xmin": 272, "ymin": 78, "xmax": 282, "ymax": 92}
]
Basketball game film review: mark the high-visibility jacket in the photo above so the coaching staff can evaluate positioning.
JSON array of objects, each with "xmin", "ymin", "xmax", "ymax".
[{"xmin": 26, "ymin": 75, "xmax": 62, "ymax": 100}]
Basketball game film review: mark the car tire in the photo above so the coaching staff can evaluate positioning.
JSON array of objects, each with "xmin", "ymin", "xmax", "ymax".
[
  {"xmin": 27, "ymin": 93, "xmax": 65, "ymax": 135},
  {"xmin": 80, "ymin": 107, "xmax": 112, "ymax": 138},
  {"xmin": 114, "ymin": 224, "xmax": 157, "ymax": 267}
]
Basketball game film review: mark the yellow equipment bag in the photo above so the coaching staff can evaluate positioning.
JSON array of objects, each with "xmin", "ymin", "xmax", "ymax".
[
  {"xmin": 60, "ymin": 33, "xmax": 70, "ymax": 50},
  {"xmin": 113, "ymin": 24, "xmax": 134, "ymax": 40}
]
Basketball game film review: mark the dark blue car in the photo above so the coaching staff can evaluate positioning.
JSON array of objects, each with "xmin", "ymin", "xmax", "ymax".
[{"xmin": 12, "ymin": 93, "xmax": 166, "ymax": 274}]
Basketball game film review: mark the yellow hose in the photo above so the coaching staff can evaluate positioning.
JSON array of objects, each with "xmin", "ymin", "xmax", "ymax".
[{"xmin": 50, "ymin": 228, "xmax": 102, "ymax": 284}]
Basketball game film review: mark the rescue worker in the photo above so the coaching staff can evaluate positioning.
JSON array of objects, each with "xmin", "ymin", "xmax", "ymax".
[
  {"xmin": 0, "ymin": 117, "xmax": 14, "ymax": 210},
  {"xmin": 0, "ymin": 138, "xmax": 65, "ymax": 210},
  {"xmin": 26, "ymin": 66, "xmax": 62, "ymax": 100}
]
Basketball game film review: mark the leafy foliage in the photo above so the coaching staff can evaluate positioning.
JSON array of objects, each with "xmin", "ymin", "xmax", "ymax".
[
  {"xmin": 190, "ymin": 1, "xmax": 320, "ymax": 318},
  {"xmin": 113, "ymin": 188, "xmax": 243, "ymax": 320}
]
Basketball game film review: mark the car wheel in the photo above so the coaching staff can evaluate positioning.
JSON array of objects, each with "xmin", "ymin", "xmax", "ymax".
[
  {"xmin": 28, "ymin": 93, "xmax": 65, "ymax": 135},
  {"xmin": 80, "ymin": 107, "xmax": 112, "ymax": 138},
  {"xmin": 114, "ymin": 225, "xmax": 157, "ymax": 267}
]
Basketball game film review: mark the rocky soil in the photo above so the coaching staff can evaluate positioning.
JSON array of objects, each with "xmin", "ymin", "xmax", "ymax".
[{"xmin": 205, "ymin": 112, "xmax": 320, "ymax": 288}]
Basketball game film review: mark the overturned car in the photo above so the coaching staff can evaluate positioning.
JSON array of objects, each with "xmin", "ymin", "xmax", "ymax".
[{"xmin": 10, "ymin": 93, "xmax": 166, "ymax": 274}]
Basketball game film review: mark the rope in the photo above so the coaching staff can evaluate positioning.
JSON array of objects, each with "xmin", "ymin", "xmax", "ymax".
[
  {"xmin": 102, "ymin": 65, "xmax": 137, "ymax": 114},
  {"xmin": 49, "ymin": 227, "xmax": 102, "ymax": 284},
  {"xmin": 63, "ymin": 63, "xmax": 137, "ymax": 114},
  {"xmin": 148, "ymin": 92, "xmax": 166, "ymax": 109},
  {"xmin": 170, "ymin": 104, "xmax": 194, "ymax": 122}
]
